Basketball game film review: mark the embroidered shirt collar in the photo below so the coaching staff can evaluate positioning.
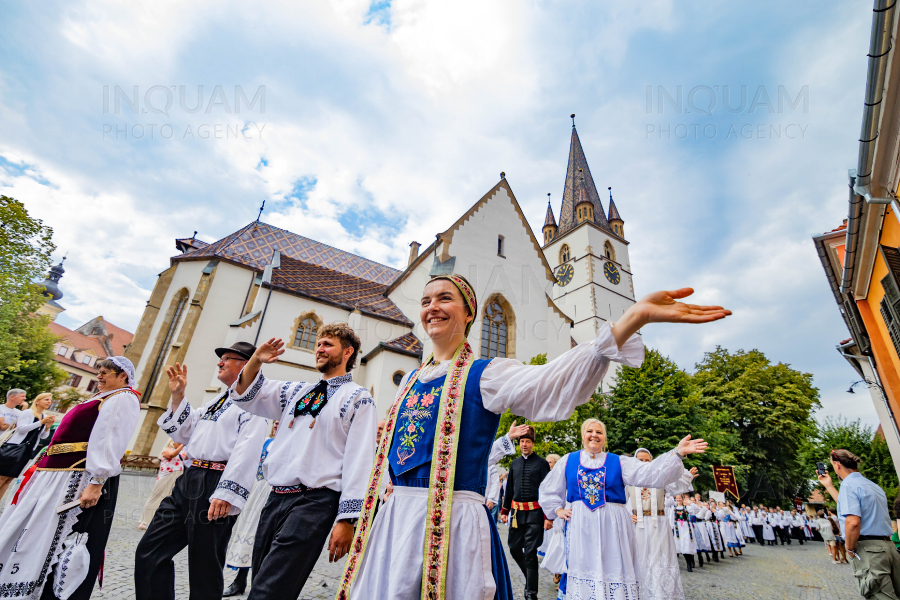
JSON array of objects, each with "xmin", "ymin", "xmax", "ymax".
[{"xmin": 324, "ymin": 373, "xmax": 353, "ymax": 387}]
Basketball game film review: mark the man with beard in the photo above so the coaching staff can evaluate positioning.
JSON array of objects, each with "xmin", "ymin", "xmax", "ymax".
[
  {"xmin": 229, "ymin": 323, "xmax": 376, "ymax": 600},
  {"xmin": 134, "ymin": 342, "xmax": 268, "ymax": 600},
  {"xmin": 500, "ymin": 426, "xmax": 551, "ymax": 600}
]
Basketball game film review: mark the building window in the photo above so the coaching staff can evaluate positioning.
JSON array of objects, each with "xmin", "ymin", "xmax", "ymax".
[
  {"xmin": 65, "ymin": 373, "xmax": 82, "ymax": 387},
  {"xmin": 392, "ymin": 371, "xmax": 405, "ymax": 386},
  {"xmin": 82, "ymin": 355, "xmax": 92, "ymax": 365},
  {"xmin": 560, "ymin": 244, "xmax": 571, "ymax": 263},
  {"xmin": 57, "ymin": 346, "xmax": 68, "ymax": 357},
  {"xmin": 604, "ymin": 241, "xmax": 616, "ymax": 262},
  {"xmin": 294, "ymin": 317, "xmax": 318, "ymax": 351},
  {"xmin": 480, "ymin": 301, "xmax": 508, "ymax": 359},
  {"xmin": 497, "ymin": 235, "xmax": 505, "ymax": 257},
  {"xmin": 86, "ymin": 380, "xmax": 98, "ymax": 393}
]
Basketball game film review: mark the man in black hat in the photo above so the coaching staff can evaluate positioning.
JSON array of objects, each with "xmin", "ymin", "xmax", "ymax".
[
  {"xmin": 501, "ymin": 426, "xmax": 551, "ymax": 600},
  {"xmin": 135, "ymin": 342, "xmax": 269, "ymax": 600}
]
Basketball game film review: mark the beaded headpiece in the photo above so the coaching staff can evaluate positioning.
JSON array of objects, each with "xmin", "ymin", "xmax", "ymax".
[
  {"xmin": 108, "ymin": 356, "xmax": 137, "ymax": 388},
  {"xmin": 429, "ymin": 275, "xmax": 477, "ymax": 336}
]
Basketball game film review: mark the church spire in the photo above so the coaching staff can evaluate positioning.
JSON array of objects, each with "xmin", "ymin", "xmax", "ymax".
[
  {"xmin": 607, "ymin": 186, "xmax": 624, "ymax": 238},
  {"xmin": 556, "ymin": 120, "xmax": 610, "ymax": 235},
  {"xmin": 542, "ymin": 193, "xmax": 558, "ymax": 244}
]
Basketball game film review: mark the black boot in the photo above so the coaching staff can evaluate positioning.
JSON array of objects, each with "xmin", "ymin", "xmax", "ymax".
[
  {"xmin": 706, "ymin": 551, "xmax": 713, "ymax": 563},
  {"xmin": 685, "ymin": 554, "xmax": 694, "ymax": 572},
  {"xmin": 698, "ymin": 552, "xmax": 704, "ymax": 567},
  {"xmin": 712, "ymin": 551, "xmax": 720, "ymax": 562},
  {"xmin": 223, "ymin": 568, "xmax": 248, "ymax": 597}
]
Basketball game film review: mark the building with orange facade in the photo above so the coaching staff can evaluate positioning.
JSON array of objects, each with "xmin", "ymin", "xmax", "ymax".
[{"xmin": 814, "ymin": 0, "xmax": 900, "ymax": 475}]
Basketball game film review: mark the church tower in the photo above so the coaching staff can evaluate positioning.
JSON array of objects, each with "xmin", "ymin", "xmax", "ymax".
[{"xmin": 542, "ymin": 117, "xmax": 635, "ymax": 342}]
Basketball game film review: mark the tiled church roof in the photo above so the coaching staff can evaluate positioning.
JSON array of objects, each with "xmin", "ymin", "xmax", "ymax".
[
  {"xmin": 177, "ymin": 221, "xmax": 401, "ymax": 286},
  {"xmin": 384, "ymin": 332, "xmax": 423, "ymax": 355},
  {"xmin": 608, "ymin": 195, "xmax": 622, "ymax": 222},
  {"xmin": 268, "ymin": 254, "xmax": 412, "ymax": 326},
  {"xmin": 557, "ymin": 127, "xmax": 611, "ymax": 236},
  {"xmin": 543, "ymin": 201, "xmax": 557, "ymax": 228}
]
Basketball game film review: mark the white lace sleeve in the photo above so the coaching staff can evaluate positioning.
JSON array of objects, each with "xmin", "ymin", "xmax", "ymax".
[
  {"xmin": 480, "ymin": 321, "xmax": 643, "ymax": 420},
  {"xmin": 86, "ymin": 391, "xmax": 141, "ymax": 484},
  {"xmin": 539, "ymin": 453, "xmax": 569, "ymax": 519}
]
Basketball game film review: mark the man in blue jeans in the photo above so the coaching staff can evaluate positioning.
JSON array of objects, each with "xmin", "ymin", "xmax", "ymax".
[{"xmin": 820, "ymin": 449, "xmax": 900, "ymax": 599}]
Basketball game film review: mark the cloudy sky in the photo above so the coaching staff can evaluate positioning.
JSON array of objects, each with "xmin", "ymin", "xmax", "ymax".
[{"xmin": 0, "ymin": 1, "xmax": 878, "ymax": 424}]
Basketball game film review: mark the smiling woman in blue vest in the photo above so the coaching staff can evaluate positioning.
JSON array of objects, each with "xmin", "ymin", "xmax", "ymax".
[
  {"xmin": 335, "ymin": 276, "xmax": 728, "ymax": 600},
  {"xmin": 539, "ymin": 419, "xmax": 708, "ymax": 600}
]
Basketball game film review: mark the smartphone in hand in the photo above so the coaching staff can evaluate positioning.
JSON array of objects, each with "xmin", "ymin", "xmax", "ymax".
[{"xmin": 816, "ymin": 462, "xmax": 828, "ymax": 477}]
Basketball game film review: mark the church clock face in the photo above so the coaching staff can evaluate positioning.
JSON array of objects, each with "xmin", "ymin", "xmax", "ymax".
[
  {"xmin": 555, "ymin": 263, "xmax": 574, "ymax": 286},
  {"xmin": 604, "ymin": 261, "xmax": 621, "ymax": 285}
]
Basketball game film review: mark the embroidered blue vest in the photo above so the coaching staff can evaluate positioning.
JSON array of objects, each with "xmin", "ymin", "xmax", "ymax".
[
  {"xmin": 565, "ymin": 451, "xmax": 626, "ymax": 511},
  {"xmin": 388, "ymin": 359, "xmax": 497, "ymax": 495}
]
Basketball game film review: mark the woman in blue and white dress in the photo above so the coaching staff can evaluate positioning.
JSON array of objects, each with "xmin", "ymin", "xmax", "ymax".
[
  {"xmin": 687, "ymin": 495, "xmax": 713, "ymax": 564},
  {"xmin": 539, "ymin": 419, "xmax": 708, "ymax": 600},
  {"xmin": 716, "ymin": 502, "xmax": 743, "ymax": 557}
]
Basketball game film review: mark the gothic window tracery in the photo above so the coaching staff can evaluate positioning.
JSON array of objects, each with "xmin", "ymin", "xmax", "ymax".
[
  {"xmin": 294, "ymin": 317, "xmax": 318, "ymax": 351},
  {"xmin": 560, "ymin": 244, "xmax": 571, "ymax": 263},
  {"xmin": 480, "ymin": 301, "xmax": 508, "ymax": 359}
]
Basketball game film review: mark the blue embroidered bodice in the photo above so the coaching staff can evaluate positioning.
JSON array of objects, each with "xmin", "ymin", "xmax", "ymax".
[
  {"xmin": 565, "ymin": 451, "xmax": 626, "ymax": 510},
  {"xmin": 388, "ymin": 359, "xmax": 498, "ymax": 495}
]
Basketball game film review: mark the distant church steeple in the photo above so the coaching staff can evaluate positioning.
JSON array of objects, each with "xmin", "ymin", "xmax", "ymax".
[
  {"xmin": 38, "ymin": 255, "xmax": 66, "ymax": 321},
  {"xmin": 556, "ymin": 122, "xmax": 610, "ymax": 235},
  {"xmin": 543, "ymin": 193, "xmax": 558, "ymax": 244},
  {"xmin": 607, "ymin": 187, "xmax": 624, "ymax": 238}
]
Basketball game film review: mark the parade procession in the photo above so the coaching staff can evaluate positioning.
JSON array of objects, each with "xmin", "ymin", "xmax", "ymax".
[{"xmin": 8, "ymin": 1, "xmax": 900, "ymax": 600}]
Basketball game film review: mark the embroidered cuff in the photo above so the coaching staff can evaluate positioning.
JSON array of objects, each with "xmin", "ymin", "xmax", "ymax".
[
  {"xmin": 500, "ymin": 435, "xmax": 514, "ymax": 455},
  {"xmin": 590, "ymin": 320, "xmax": 645, "ymax": 368},
  {"xmin": 213, "ymin": 479, "xmax": 251, "ymax": 510},
  {"xmin": 157, "ymin": 400, "xmax": 192, "ymax": 430},
  {"xmin": 336, "ymin": 498, "xmax": 363, "ymax": 520},
  {"xmin": 231, "ymin": 369, "xmax": 266, "ymax": 403}
]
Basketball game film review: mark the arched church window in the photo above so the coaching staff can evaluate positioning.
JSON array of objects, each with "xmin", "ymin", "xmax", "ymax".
[
  {"xmin": 480, "ymin": 301, "xmax": 508, "ymax": 359},
  {"xmin": 560, "ymin": 244, "xmax": 571, "ymax": 263},
  {"xmin": 604, "ymin": 241, "xmax": 616, "ymax": 262},
  {"xmin": 293, "ymin": 317, "xmax": 318, "ymax": 351}
]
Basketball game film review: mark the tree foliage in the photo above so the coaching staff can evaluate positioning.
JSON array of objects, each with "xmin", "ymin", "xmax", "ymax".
[
  {"xmin": 0, "ymin": 196, "xmax": 65, "ymax": 397},
  {"xmin": 692, "ymin": 347, "xmax": 820, "ymax": 504}
]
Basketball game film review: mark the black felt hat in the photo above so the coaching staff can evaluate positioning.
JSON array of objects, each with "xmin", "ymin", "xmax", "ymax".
[{"xmin": 214, "ymin": 341, "xmax": 257, "ymax": 361}]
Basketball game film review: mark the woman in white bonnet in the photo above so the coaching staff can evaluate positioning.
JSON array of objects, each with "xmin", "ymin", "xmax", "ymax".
[{"xmin": 0, "ymin": 356, "xmax": 141, "ymax": 600}]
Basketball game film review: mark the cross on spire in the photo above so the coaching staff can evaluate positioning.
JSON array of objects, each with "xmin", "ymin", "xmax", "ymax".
[{"xmin": 257, "ymin": 199, "xmax": 266, "ymax": 222}]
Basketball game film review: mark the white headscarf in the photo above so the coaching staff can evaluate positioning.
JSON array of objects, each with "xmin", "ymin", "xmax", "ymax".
[
  {"xmin": 108, "ymin": 356, "xmax": 136, "ymax": 388},
  {"xmin": 635, "ymin": 447, "xmax": 653, "ymax": 459}
]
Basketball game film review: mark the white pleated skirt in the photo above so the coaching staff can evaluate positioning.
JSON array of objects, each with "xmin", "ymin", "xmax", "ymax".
[
  {"xmin": 562, "ymin": 502, "xmax": 640, "ymax": 600},
  {"xmin": 633, "ymin": 516, "xmax": 684, "ymax": 600},
  {"xmin": 348, "ymin": 486, "xmax": 495, "ymax": 600},
  {"xmin": 226, "ymin": 479, "xmax": 271, "ymax": 569}
]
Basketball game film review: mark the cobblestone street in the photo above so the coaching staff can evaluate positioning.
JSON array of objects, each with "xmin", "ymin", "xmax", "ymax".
[{"xmin": 0, "ymin": 472, "xmax": 862, "ymax": 599}]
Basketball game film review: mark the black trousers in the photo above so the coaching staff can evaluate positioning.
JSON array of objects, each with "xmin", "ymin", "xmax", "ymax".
[
  {"xmin": 777, "ymin": 526, "xmax": 790, "ymax": 544},
  {"xmin": 791, "ymin": 526, "xmax": 805, "ymax": 544},
  {"xmin": 507, "ymin": 509, "xmax": 544, "ymax": 595},
  {"xmin": 134, "ymin": 468, "xmax": 238, "ymax": 600},
  {"xmin": 752, "ymin": 524, "xmax": 764, "ymax": 544},
  {"xmin": 40, "ymin": 476, "xmax": 119, "ymax": 600},
  {"xmin": 248, "ymin": 487, "xmax": 340, "ymax": 600}
]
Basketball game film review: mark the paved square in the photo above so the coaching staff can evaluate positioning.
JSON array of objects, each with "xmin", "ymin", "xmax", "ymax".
[{"xmin": 1, "ymin": 473, "xmax": 861, "ymax": 599}]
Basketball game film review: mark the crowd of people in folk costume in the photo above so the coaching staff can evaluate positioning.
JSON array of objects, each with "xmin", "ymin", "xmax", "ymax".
[{"xmin": 0, "ymin": 275, "xmax": 733, "ymax": 600}]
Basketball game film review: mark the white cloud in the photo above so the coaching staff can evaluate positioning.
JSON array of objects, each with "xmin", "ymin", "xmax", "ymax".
[{"xmin": 0, "ymin": 0, "xmax": 881, "ymax": 426}]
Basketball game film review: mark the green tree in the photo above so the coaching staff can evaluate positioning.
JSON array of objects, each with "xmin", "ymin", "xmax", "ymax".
[
  {"xmin": 600, "ymin": 348, "xmax": 741, "ymax": 493},
  {"xmin": 0, "ymin": 196, "xmax": 65, "ymax": 397},
  {"xmin": 693, "ymin": 347, "xmax": 820, "ymax": 505},
  {"xmin": 803, "ymin": 416, "xmax": 899, "ymax": 512}
]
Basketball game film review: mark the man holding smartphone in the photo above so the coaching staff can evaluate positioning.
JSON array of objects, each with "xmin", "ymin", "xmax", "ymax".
[{"xmin": 819, "ymin": 449, "xmax": 900, "ymax": 599}]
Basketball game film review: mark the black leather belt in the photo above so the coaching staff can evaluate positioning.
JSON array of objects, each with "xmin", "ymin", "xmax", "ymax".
[{"xmin": 858, "ymin": 535, "xmax": 892, "ymax": 542}]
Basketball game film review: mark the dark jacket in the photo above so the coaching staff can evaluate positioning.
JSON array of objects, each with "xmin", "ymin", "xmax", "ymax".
[{"xmin": 502, "ymin": 453, "xmax": 551, "ymax": 522}]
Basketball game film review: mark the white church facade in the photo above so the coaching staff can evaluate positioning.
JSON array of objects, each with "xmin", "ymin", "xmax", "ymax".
[{"xmin": 124, "ymin": 124, "xmax": 636, "ymax": 455}]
